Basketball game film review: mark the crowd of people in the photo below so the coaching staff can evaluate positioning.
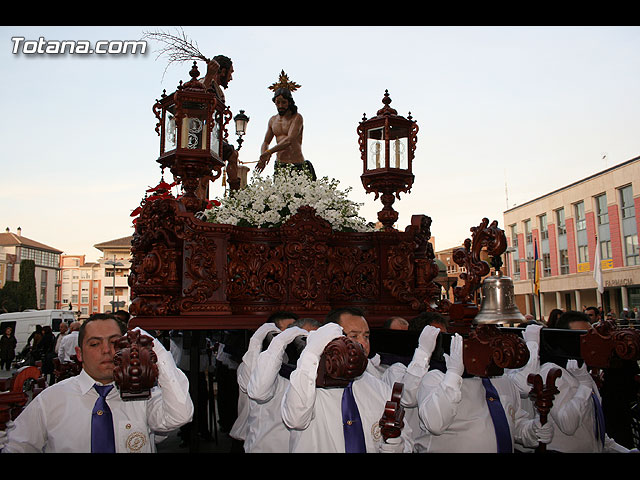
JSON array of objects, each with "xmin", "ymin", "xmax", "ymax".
[
  {"xmin": 1, "ymin": 305, "xmax": 638, "ymax": 454},
  {"xmin": 215, "ymin": 307, "xmax": 639, "ymax": 454}
]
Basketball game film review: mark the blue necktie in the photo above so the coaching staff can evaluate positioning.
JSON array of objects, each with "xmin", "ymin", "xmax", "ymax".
[
  {"xmin": 481, "ymin": 378, "xmax": 513, "ymax": 453},
  {"xmin": 92, "ymin": 384, "xmax": 116, "ymax": 453},
  {"xmin": 341, "ymin": 382, "xmax": 366, "ymax": 453},
  {"xmin": 591, "ymin": 391, "xmax": 606, "ymax": 447}
]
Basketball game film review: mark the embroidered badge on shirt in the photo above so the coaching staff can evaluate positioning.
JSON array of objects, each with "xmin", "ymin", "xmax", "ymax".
[
  {"xmin": 371, "ymin": 422, "xmax": 382, "ymax": 442},
  {"xmin": 126, "ymin": 432, "xmax": 147, "ymax": 452}
]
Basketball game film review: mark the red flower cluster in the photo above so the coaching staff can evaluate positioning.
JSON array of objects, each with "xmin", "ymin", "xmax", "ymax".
[{"xmin": 131, "ymin": 179, "xmax": 178, "ymax": 225}]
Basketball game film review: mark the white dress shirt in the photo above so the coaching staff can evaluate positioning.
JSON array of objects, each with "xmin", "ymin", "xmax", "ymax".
[
  {"xmin": 57, "ymin": 330, "xmax": 78, "ymax": 362},
  {"xmin": 539, "ymin": 362, "xmax": 629, "ymax": 453},
  {"xmin": 3, "ymin": 342, "xmax": 193, "ymax": 453},
  {"xmin": 282, "ymin": 349, "xmax": 414, "ymax": 453},
  {"xmin": 244, "ymin": 347, "xmax": 292, "ymax": 453},
  {"xmin": 415, "ymin": 370, "xmax": 542, "ymax": 453}
]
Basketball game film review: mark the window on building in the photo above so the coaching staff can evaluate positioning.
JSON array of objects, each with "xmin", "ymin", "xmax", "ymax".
[
  {"xmin": 524, "ymin": 219, "xmax": 532, "ymax": 244},
  {"xmin": 620, "ymin": 185, "xmax": 635, "ymax": 219},
  {"xmin": 539, "ymin": 214, "xmax": 548, "ymax": 240},
  {"xmin": 559, "ymin": 249, "xmax": 570, "ymax": 274},
  {"xmin": 542, "ymin": 253, "xmax": 551, "ymax": 277},
  {"xmin": 625, "ymin": 234, "xmax": 639, "ymax": 266},
  {"xmin": 595, "ymin": 194, "xmax": 609, "ymax": 225},
  {"xmin": 512, "ymin": 258, "xmax": 520, "ymax": 280},
  {"xmin": 510, "ymin": 224, "xmax": 518, "ymax": 247},
  {"xmin": 574, "ymin": 201, "xmax": 586, "ymax": 231},
  {"xmin": 556, "ymin": 208, "xmax": 566, "ymax": 235},
  {"xmin": 600, "ymin": 240, "xmax": 612, "ymax": 260},
  {"xmin": 39, "ymin": 270, "xmax": 47, "ymax": 309},
  {"xmin": 577, "ymin": 244, "xmax": 589, "ymax": 264}
]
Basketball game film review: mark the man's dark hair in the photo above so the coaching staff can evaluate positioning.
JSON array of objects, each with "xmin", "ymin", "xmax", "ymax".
[
  {"xmin": 325, "ymin": 307, "xmax": 365, "ymax": 325},
  {"xmin": 584, "ymin": 306, "xmax": 599, "ymax": 316},
  {"xmin": 382, "ymin": 316, "xmax": 408, "ymax": 329},
  {"xmin": 290, "ymin": 317, "xmax": 322, "ymax": 330},
  {"xmin": 78, "ymin": 313, "xmax": 127, "ymax": 349},
  {"xmin": 213, "ymin": 55, "xmax": 233, "ymax": 89},
  {"xmin": 213, "ymin": 54, "xmax": 232, "ymax": 70},
  {"xmin": 555, "ymin": 310, "xmax": 591, "ymax": 330},
  {"xmin": 114, "ymin": 309, "xmax": 131, "ymax": 323},
  {"xmin": 408, "ymin": 311, "xmax": 449, "ymax": 331},
  {"xmin": 267, "ymin": 310, "xmax": 299, "ymax": 329},
  {"xmin": 271, "ymin": 87, "xmax": 298, "ymax": 115}
]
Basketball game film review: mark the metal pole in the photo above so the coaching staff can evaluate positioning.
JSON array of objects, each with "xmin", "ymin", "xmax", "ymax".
[{"xmin": 112, "ymin": 255, "xmax": 116, "ymax": 312}]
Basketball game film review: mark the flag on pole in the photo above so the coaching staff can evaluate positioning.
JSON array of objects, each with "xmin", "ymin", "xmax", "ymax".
[
  {"xmin": 593, "ymin": 236, "xmax": 604, "ymax": 294},
  {"xmin": 533, "ymin": 239, "xmax": 540, "ymax": 296}
]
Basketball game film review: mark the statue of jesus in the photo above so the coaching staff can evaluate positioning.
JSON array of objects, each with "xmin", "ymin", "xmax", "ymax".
[{"xmin": 256, "ymin": 71, "xmax": 316, "ymax": 180}]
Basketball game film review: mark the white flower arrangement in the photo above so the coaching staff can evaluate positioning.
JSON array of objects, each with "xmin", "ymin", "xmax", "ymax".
[{"xmin": 204, "ymin": 165, "xmax": 375, "ymax": 233}]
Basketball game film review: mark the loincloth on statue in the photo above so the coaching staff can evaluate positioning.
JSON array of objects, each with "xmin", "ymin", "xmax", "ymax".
[{"xmin": 274, "ymin": 160, "xmax": 317, "ymax": 181}]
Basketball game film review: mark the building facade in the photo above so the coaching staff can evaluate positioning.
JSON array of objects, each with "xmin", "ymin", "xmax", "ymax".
[
  {"xmin": 0, "ymin": 227, "xmax": 62, "ymax": 310},
  {"xmin": 503, "ymin": 156, "xmax": 640, "ymax": 320},
  {"xmin": 93, "ymin": 236, "xmax": 133, "ymax": 316},
  {"xmin": 57, "ymin": 236, "xmax": 132, "ymax": 320}
]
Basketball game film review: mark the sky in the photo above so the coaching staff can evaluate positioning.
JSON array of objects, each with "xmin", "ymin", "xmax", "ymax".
[{"xmin": 2, "ymin": 26, "xmax": 640, "ymax": 262}]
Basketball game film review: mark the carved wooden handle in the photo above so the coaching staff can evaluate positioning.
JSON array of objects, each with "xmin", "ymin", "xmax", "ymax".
[
  {"xmin": 527, "ymin": 367, "xmax": 561, "ymax": 453},
  {"xmin": 379, "ymin": 382, "xmax": 405, "ymax": 441}
]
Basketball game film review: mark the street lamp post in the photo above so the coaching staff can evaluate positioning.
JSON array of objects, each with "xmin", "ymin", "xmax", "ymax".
[{"xmin": 105, "ymin": 256, "xmax": 124, "ymax": 313}]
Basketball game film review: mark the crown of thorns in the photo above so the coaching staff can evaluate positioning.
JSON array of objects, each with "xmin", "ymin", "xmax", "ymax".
[{"xmin": 268, "ymin": 70, "xmax": 301, "ymax": 92}]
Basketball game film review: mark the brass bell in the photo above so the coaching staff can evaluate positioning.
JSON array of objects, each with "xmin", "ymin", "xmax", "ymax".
[{"xmin": 475, "ymin": 270, "xmax": 526, "ymax": 325}]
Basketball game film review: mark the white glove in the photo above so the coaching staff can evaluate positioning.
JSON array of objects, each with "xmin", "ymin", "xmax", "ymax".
[
  {"xmin": 248, "ymin": 322, "xmax": 281, "ymax": 351},
  {"xmin": 444, "ymin": 333, "xmax": 464, "ymax": 377},
  {"xmin": 532, "ymin": 418, "xmax": 554, "ymax": 444},
  {"xmin": 417, "ymin": 325, "xmax": 441, "ymax": 357},
  {"xmin": 566, "ymin": 359, "xmax": 592, "ymax": 387},
  {"xmin": 304, "ymin": 322, "xmax": 344, "ymax": 358},
  {"xmin": 523, "ymin": 324, "xmax": 542, "ymax": 346},
  {"xmin": 379, "ymin": 436, "xmax": 404, "ymax": 453},
  {"xmin": 269, "ymin": 326, "xmax": 308, "ymax": 351}
]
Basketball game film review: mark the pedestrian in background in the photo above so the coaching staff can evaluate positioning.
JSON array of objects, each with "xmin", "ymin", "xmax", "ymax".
[{"xmin": 0, "ymin": 326, "xmax": 17, "ymax": 371}]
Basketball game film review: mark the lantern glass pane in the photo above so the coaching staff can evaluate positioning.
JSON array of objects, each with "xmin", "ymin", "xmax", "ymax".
[
  {"xmin": 388, "ymin": 125, "xmax": 409, "ymax": 169},
  {"xmin": 164, "ymin": 105, "xmax": 177, "ymax": 152},
  {"xmin": 184, "ymin": 116, "xmax": 204, "ymax": 149},
  {"xmin": 391, "ymin": 137, "xmax": 408, "ymax": 169},
  {"xmin": 209, "ymin": 114, "xmax": 221, "ymax": 157},
  {"xmin": 367, "ymin": 127, "xmax": 385, "ymax": 170},
  {"xmin": 235, "ymin": 118, "xmax": 246, "ymax": 136}
]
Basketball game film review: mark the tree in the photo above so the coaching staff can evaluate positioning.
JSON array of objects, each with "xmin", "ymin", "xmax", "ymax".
[
  {"xmin": 0, "ymin": 280, "xmax": 20, "ymax": 313},
  {"xmin": 18, "ymin": 259, "xmax": 37, "ymax": 311}
]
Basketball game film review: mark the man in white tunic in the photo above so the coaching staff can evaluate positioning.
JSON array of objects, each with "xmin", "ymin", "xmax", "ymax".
[
  {"xmin": 414, "ymin": 333, "xmax": 553, "ymax": 453},
  {"xmin": 230, "ymin": 312, "xmax": 298, "ymax": 449},
  {"xmin": 2, "ymin": 314, "xmax": 193, "ymax": 453},
  {"xmin": 281, "ymin": 322, "xmax": 413, "ymax": 453},
  {"xmin": 245, "ymin": 318, "xmax": 320, "ymax": 452},
  {"xmin": 512, "ymin": 311, "xmax": 633, "ymax": 453}
]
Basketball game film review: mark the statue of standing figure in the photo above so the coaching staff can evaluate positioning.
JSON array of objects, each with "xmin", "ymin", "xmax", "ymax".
[{"xmin": 256, "ymin": 71, "xmax": 316, "ymax": 181}]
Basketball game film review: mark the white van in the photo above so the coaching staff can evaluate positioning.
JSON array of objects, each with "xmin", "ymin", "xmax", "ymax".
[{"xmin": 0, "ymin": 309, "xmax": 77, "ymax": 353}]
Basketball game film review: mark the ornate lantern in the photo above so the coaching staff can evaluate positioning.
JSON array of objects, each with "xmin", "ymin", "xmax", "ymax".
[
  {"xmin": 358, "ymin": 90, "xmax": 418, "ymax": 230},
  {"xmin": 152, "ymin": 61, "xmax": 227, "ymax": 212},
  {"xmin": 233, "ymin": 109, "xmax": 250, "ymax": 150}
]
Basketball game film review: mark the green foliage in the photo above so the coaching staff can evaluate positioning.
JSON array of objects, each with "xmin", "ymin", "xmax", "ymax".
[
  {"xmin": 18, "ymin": 259, "xmax": 37, "ymax": 311},
  {"xmin": 0, "ymin": 280, "xmax": 21, "ymax": 313}
]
